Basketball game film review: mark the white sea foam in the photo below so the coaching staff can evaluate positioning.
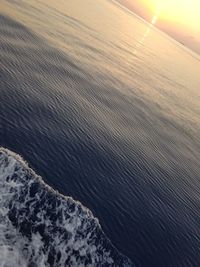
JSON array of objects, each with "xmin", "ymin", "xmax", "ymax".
[{"xmin": 0, "ymin": 148, "xmax": 132, "ymax": 266}]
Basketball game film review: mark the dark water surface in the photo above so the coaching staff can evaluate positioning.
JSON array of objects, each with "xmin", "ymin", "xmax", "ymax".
[{"xmin": 1, "ymin": 0, "xmax": 200, "ymax": 266}]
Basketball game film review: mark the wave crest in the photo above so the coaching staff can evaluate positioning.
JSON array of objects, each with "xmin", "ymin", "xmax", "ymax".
[{"xmin": 0, "ymin": 148, "xmax": 132, "ymax": 266}]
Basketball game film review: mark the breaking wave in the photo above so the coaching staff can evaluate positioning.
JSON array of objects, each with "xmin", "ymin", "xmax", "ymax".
[{"xmin": 0, "ymin": 148, "xmax": 132, "ymax": 266}]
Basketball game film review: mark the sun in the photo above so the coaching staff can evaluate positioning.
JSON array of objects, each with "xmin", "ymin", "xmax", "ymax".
[
  {"xmin": 151, "ymin": 15, "xmax": 158, "ymax": 25},
  {"xmin": 142, "ymin": 0, "xmax": 200, "ymax": 28},
  {"xmin": 150, "ymin": 9, "xmax": 160, "ymax": 25}
]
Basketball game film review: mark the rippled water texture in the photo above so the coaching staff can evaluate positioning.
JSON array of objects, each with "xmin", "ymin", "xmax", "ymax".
[{"xmin": 1, "ymin": 0, "xmax": 200, "ymax": 266}]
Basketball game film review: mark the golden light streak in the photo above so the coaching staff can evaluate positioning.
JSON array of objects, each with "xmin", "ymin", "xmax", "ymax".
[{"xmin": 133, "ymin": 11, "xmax": 158, "ymax": 55}]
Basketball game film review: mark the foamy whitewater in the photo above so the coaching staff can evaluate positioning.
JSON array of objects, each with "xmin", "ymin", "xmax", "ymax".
[{"xmin": 0, "ymin": 148, "xmax": 132, "ymax": 266}]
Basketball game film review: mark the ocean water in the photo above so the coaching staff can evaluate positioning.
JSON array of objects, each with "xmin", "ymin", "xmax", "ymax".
[{"xmin": 0, "ymin": 0, "xmax": 200, "ymax": 266}]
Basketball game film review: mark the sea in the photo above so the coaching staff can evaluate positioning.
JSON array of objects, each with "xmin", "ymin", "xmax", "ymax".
[{"xmin": 0, "ymin": 0, "xmax": 200, "ymax": 266}]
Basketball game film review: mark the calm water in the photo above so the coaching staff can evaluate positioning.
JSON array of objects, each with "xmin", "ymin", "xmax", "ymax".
[{"xmin": 1, "ymin": 0, "xmax": 200, "ymax": 266}]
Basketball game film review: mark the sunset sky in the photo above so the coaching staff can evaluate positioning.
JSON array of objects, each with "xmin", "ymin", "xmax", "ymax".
[{"xmin": 116, "ymin": 0, "xmax": 200, "ymax": 55}]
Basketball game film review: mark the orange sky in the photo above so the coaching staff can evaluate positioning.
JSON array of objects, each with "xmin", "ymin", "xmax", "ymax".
[{"xmin": 116, "ymin": 0, "xmax": 200, "ymax": 55}]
